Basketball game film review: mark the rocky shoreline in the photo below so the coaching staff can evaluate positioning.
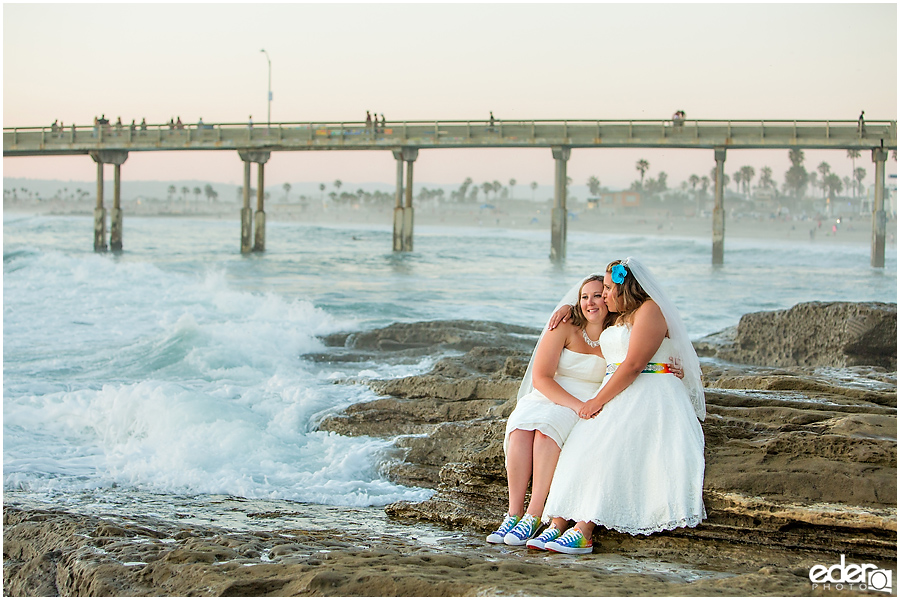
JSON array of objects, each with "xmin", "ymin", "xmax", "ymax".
[
  {"xmin": 318, "ymin": 304, "xmax": 896, "ymax": 559},
  {"xmin": 4, "ymin": 302, "xmax": 897, "ymax": 596}
]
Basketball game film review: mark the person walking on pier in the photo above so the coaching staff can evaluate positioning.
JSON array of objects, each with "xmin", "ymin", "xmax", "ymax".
[
  {"xmin": 140, "ymin": 118, "xmax": 147, "ymax": 131},
  {"xmin": 858, "ymin": 110, "xmax": 866, "ymax": 135}
]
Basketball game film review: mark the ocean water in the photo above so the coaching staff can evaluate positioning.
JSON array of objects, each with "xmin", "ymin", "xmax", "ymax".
[{"xmin": 3, "ymin": 214, "xmax": 897, "ymax": 511}]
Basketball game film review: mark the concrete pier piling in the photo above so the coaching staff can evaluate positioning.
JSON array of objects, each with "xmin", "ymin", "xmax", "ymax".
[
  {"xmin": 393, "ymin": 147, "xmax": 417, "ymax": 252},
  {"xmin": 403, "ymin": 148, "xmax": 417, "ymax": 252},
  {"xmin": 712, "ymin": 147, "xmax": 726, "ymax": 265},
  {"xmin": 550, "ymin": 146, "xmax": 570, "ymax": 262},
  {"xmin": 871, "ymin": 148, "xmax": 887, "ymax": 268},
  {"xmin": 254, "ymin": 162, "xmax": 266, "ymax": 252},
  {"xmin": 241, "ymin": 161, "xmax": 252, "ymax": 253},
  {"xmin": 238, "ymin": 150, "xmax": 270, "ymax": 253},
  {"xmin": 392, "ymin": 150, "xmax": 404, "ymax": 252},
  {"xmin": 90, "ymin": 150, "xmax": 128, "ymax": 252},
  {"xmin": 93, "ymin": 160, "xmax": 106, "ymax": 252},
  {"xmin": 110, "ymin": 164, "xmax": 123, "ymax": 251}
]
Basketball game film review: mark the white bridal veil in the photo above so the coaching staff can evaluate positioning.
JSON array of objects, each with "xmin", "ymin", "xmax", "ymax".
[
  {"xmin": 622, "ymin": 257, "xmax": 705, "ymax": 420},
  {"xmin": 515, "ymin": 260, "xmax": 705, "ymax": 421}
]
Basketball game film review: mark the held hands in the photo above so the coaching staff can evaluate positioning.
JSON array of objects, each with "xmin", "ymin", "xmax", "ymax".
[
  {"xmin": 547, "ymin": 305, "xmax": 574, "ymax": 330},
  {"xmin": 579, "ymin": 396, "xmax": 607, "ymax": 419}
]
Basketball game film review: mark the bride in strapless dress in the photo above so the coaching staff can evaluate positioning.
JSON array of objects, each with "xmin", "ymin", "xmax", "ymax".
[{"xmin": 486, "ymin": 274, "xmax": 611, "ymax": 547}]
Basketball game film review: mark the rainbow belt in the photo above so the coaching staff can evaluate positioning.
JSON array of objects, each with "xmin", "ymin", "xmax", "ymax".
[{"xmin": 606, "ymin": 362, "xmax": 674, "ymax": 375}]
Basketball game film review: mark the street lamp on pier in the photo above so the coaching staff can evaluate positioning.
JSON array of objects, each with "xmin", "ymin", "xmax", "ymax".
[{"xmin": 260, "ymin": 49, "xmax": 271, "ymax": 127}]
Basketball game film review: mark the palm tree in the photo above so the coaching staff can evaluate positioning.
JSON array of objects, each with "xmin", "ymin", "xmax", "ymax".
[
  {"xmin": 204, "ymin": 184, "xmax": 215, "ymax": 203},
  {"xmin": 181, "ymin": 186, "xmax": 190, "ymax": 201},
  {"xmin": 587, "ymin": 176, "xmax": 601, "ymax": 196},
  {"xmin": 784, "ymin": 149, "xmax": 808, "ymax": 198},
  {"xmin": 530, "ymin": 181, "xmax": 538, "ymax": 201},
  {"xmin": 333, "ymin": 180, "xmax": 342, "ymax": 194},
  {"xmin": 688, "ymin": 174, "xmax": 700, "ymax": 194},
  {"xmin": 824, "ymin": 173, "xmax": 843, "ymax": 198},
  {"xmin": 509, "ymin": 178, "xmax": 517, "ymax": 199},
  {"xmin": 168, "ymin": 185, "xmax": 176, "ymax": 201},
  {"xmin": 319, "ymin": 183, "xmax": 326, "ymax": 200},
  {"xmin": 458, "ymin": 177, "xmax": 473, "ymax": 202},
  {"xmin": 732, "ymin": 170, "xmax": 743, "ymax": 194},
  {"xmin": 193, "ymin": 186, "xmax": 201, "ymax": 202},
  {"xmin": 481, "ymin": 181, "xmax": 493, "ymax": 201},
  {"xmin": 492, "ymin": 180, "xmax": 502, "ymax": 198},
  {"xmin": 817, "ymin": 162, "xmax": 831, "ymax": 198},
  {"xmin": 283, "ymin": 182, "xmax": 292, "ymax": 201},
  {"xmin": 847, "ymin": 149, "xmax": 861, "ymax": 197},
  {"xmin": 636, "ymin": 159, "xmax": 649, "ymax": 188},
  {"xmin": 854, "ymin": 167, "xmax": 867, "ymax": 198},
  {"xmin": 759, "ymin": 167, "xmax": 774, "ymax": 191},
  {"xmin": 739, "ymin": 166, "xmax": 755, "ymax": 196}
]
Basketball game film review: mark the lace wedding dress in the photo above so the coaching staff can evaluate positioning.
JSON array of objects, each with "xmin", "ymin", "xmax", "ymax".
[
  {"xmin": 504, "ymin": 348, "xmax": 607, "ymax": 454},
  {"xmin": 542, "ymin": 325, "xmax": 706, "ymax": 535}
]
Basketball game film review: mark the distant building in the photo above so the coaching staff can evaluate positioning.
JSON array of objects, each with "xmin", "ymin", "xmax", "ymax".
[{"xmin": 592, "ymin": 191, "xmax": 641, "ymax": 209}]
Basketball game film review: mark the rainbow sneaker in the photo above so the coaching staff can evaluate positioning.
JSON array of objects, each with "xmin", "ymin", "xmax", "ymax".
[
  {"xmin": 503, "ymin": 513, "xmax": 539, "ymax": 545},
  {"xmin": 486, "ymin": 513, "xmax": 520, "ymax": 544},
  {"xmin": 526, "ymin": 526, "xmax": 562, "ymax": 550},
  {"xmin": 545, "ymin": 526, "xmax": 593, "ymax": 554}
]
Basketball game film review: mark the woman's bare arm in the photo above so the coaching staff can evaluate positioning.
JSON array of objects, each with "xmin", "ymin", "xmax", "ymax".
[{"xmin": 530, "ymin": 324, "xmax": 586, "ymax": 413}]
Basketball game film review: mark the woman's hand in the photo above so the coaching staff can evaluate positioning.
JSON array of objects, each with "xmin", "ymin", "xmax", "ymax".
[
  {"xmin": 547, "ymin": 305, "xmax": 574, "ymax": 330},
  {"xmin": 579, "ymin": 397, "xmax": 606, "ymax": 419},
  {"xmin": 669, "ymin": 356, "xmax": 684, "ymax": 379}
]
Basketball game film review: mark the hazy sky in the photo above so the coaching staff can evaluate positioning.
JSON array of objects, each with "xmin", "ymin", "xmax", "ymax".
[{"xmin": 3, "ymin": 3, "xmax": 897, "ymax": 190}]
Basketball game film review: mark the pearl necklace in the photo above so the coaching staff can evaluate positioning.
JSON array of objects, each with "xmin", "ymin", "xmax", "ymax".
[{"xmin": 582, "ymin": 329, "xmax": 601, "ymax": 348}]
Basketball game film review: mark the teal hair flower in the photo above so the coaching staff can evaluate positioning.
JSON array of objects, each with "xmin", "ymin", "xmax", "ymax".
[{"xmin": 610, "ymin": 264, "xmax": 627, "ymax": 284}]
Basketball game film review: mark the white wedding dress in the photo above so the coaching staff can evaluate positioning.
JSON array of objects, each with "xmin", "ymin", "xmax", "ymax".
[
  {"xmin": 504, "ymin": 348, "xmax": 607, "ymax": 454},
  {"xmin": 543, "ymin": 325, "xmax": 706, "ymax": 535}
]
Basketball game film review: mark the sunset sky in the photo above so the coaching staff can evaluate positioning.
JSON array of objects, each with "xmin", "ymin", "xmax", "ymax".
[{"xmin": 3, "ymin": 3, "xmax": 897, "ymax": 190}]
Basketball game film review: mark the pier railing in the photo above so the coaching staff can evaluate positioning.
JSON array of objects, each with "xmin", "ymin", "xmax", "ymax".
[{"xmin": 4, "ymin": 118, "xmax": 896, "ymax": 156}]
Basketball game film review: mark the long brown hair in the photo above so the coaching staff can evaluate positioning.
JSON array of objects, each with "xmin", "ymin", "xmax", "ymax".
[
  {"xmin": 606, "ymin": 260, "xmax": 650, "ymax": 323},
  {"xmin": 571, "ymin": 274, "xmax": 617, "ymax": 330}
]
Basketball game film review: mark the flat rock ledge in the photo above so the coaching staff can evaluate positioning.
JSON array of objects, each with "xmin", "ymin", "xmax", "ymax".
[
  {"xmin": 316, "ymin": 306, "xmax": 897, "ymax": 561},
  {"xmin": 9, "ymin": 503, "xmax": 888, "ymax": 597}
]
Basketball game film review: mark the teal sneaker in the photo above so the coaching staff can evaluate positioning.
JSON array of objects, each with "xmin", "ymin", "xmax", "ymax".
[
  {"xmin": 486, "ymin": 513, "xmax": 520, "ymax": 544},
  {"xmin": 526, "ymin": 526, "xmax": 562, "ymax": 550},
  {"xmin": 503, "ymin": 513, "xmax": 539, "ymax": 545},
  {"xmin": 545, "ymin": 526, "xmax": 593, "ymax": 555}
]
